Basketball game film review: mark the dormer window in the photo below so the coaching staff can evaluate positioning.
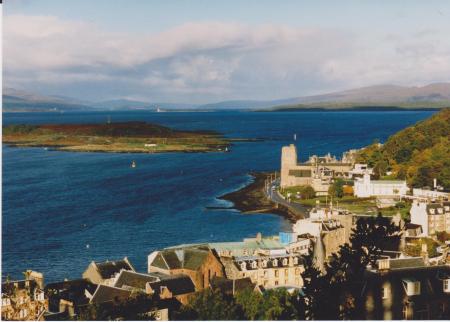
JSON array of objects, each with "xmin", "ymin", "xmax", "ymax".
[
  {"xmin": 403, "ymin": 278, "xmax": 420, "ymax": 296},
  {"xmin": 293, "ymin": 257, "xmax": 298, "ymax": 265},
  {"xmin": 251, "ymin": 261, "xmax": 257, "ymax": 269},
  {"xmin": 272, "ymin": 259, "xmax": 278, "ymax": 267},
  {"xmin": 445, "ymin": 206, "xmax": 450, "ymax": 211},
  {"xmin": 262, "ymin": 260, "xmax": 267, "ymax": 268},
  {"xmin": 282, "ymin": 258, "xmax": 288, "ymax": 266},
  {"xmin": 444, "ymin": 279, "xmax": 450, "ymax": 293},
  {"xmin": 438, "ymin": 208, "xmax": 444, "ymax": 214},
  {"xmin": 240, "ymin": 262, "xmax": 246, "ymax": 270},
  {"xmin": 430, "ymin": 209, "xmax": 435, "ymax": 214}
]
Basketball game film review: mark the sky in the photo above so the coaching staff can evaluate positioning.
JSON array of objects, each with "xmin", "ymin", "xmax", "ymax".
[{"xmin": 4, "ymin": 0, "xmax": 450, "ymax": 104}]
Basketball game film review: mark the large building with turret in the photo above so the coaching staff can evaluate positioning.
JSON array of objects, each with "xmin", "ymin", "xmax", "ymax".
[{"xmin": 280, "ymin": 144, "xmax": 354, "ymax": 195}]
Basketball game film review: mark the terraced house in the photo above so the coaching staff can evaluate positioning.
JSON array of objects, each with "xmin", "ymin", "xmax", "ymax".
[
  {"xmin": 1, "ymin": 271, "xmax": 47, "ymax": 321},
  {"xmin": 362, "ymin": 257, "xmax": 450, "ymax": 320},
  {"xmin": 410, "ymin": 201, "xmax": 450, "ymax": 236},
  {"xmin": 209, "ymin": 234, "xmax": 305, "ymax": 289}
]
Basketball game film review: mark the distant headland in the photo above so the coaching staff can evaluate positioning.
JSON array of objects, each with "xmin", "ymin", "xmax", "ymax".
[{"xmin": 2, "ymin": 122, "xmax": 231, "ymax": 153}]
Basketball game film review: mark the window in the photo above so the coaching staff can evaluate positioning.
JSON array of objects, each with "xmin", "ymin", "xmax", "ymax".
[
  {"xmin": 382, "ymin": 286, "xmax": 390, "ymax": 299},
  {"xmin": 402, "ymin": 305, "xmax": 408, "ymax": 320},
  {"xmin": 403, "ymin": 279, "xmax": 420, "ymax": 296},
  {"xmin": 275, "ymin": 280, "xmax": 279, "ymax": 286},
  {"xmin": 293, "ymin": 257, "xmax": 298, "ymax": 265},
  {"xmin": 264, "ymin": 270, "xmax": 268, "ymax": 277},
  {"xmin": 275, "ymin": 270, "xmax": 279, "ymax": 277},
  {"xmin": 285, "ymin": 269, "xmax": 289, "ymax": 276},
  {"xmin": 240, "ymin": 262, "xmax": 246, "ymax": 270},
  {"xmin": 444, "ymin": 279, "xmax": 450, "ymax": 293},
  {"xmin": 262, "ymin": 260, "xmax": 267, "ymax": 268},
  {"xmin": 295, "ymin": 268, "xmax": 301, "ymax": 275},
  {"xmin": 2, "ymin": 298, "xmax": 10, "ymax": 306}
]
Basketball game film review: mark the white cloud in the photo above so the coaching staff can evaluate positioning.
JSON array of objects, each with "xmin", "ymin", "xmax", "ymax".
[{"xmin": 4, "ymin": 14, "xmax": 450, "ymax": 102}]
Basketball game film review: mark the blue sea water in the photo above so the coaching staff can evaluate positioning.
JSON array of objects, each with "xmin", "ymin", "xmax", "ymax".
[{"xmin": 2, "ymin": 110, "xmax": 435, "ymax": 282}]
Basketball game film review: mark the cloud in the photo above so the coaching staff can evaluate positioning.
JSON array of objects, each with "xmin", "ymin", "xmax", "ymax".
[{"xmin": 3, "ymin": 14, "xmax": 450, "ymax": 102}]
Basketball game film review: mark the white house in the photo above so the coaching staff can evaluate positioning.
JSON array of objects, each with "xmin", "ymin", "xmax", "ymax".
[{"xmin": 354, "ymin": 173, "xmax": 408, "ymax": 198}]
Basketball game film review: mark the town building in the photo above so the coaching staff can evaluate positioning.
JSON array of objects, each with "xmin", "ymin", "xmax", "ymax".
[
  {"xmin": 410, "ymin": 201, "xmax": 450, "ymax": 236},
  {"xmin": 147, "ymin": 245, "xmax": 225, "ymax": 291},
  {"xmin": 354, "ymin": 173, "xmax": 408, "ymax": 198},
  {"xmin": 292, "ymin": 217, "xmax": 347, "ymax": 260},
  {"xmin": 280, "ymin": 144, "xmax": 354, "ymax": 195},
  {"xmin": 82, "ymin": 257, "xmax": 135, "ymax": 285},
  {"xmin": 209, "ymin": 234, "xmax": 305, "ymax": 289},
  {"xmin": 1, "ymin": 271, "xmax": 47, "ymax": 321},
  {"xmin": 362, "ymin": 257, "xmax": 450, "ymax": 320},
  {"xmin": 209, "ymin": 276, "xmax": 256, "ymax": 296},
  {"xmin": 112, "ymin": 270, "xmax": 163, "ymax": 291},
  {"xmin": 412, "ymin": 188, "xmax": 449, "ymax": 200},
  {"xmin": 44, "ymin": 278, "xmax": 97, "ymax": 320},
  {"xmin": 146, "ymin": 274, "xmax": 196, "ymax": 305}
]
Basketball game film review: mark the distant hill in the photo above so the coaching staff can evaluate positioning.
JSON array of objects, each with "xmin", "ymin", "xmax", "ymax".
[
  {"xmin": 3, "ymin": 83, "xmax": 450, "ymax": 112},
  {"xmin": 267, "ymin": 83, "xmax": 450, "ymax": 110},
  {"xmin": 2, "ymin": 88, "xmax": 94, "ymax": 112},
  {"xmin": 92, "ymin": 99, "xmax": 197, "ymax": 111},
  {"xmin": 357, "ymin": 108, "xmax": 450, "ymax": 190}
]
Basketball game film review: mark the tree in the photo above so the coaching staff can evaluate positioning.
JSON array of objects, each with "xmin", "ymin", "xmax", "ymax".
[
  {"xmin": 300, "ymin": 214, "xmax": 402, "ymax": 320},
  {"xmin": 299, "ymin": 185, "xmax": 316, "ymax": 199},
  {"xmin": 328, "ymin": 178, "xmax": 345, "ymax": 198},
  {"xmin": 183, "ymin": 289, "xmax": 243, "ymax": 320}
]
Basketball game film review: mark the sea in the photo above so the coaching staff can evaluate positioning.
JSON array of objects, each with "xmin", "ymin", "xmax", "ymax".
[{"xmin": 1, "ymin": 110, "xmax": 435, "ymax": 282}]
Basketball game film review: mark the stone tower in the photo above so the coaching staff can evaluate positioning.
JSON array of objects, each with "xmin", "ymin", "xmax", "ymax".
[{"xmin": 281, "ymin": 144, "xmax": 298, "ymax": 187}]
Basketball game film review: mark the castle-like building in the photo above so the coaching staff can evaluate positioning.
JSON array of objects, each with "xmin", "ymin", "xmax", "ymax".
[{"xmin": 280, "ymin": 144, "xmax": 355, "ymax": 195}]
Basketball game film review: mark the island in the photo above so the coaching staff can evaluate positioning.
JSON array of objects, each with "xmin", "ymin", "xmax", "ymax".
[{"xmin": 2, "ymin": 122, "xmax": 231, "ymax": 153}]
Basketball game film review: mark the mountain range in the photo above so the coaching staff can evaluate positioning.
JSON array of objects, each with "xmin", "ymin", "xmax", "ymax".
[{"xmin": 3, "ymin": 83, "xmax": 450, "ymax": 112}]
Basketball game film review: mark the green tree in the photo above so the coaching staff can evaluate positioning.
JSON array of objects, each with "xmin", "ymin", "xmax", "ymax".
[{"xmin": 328, "ymin": 178, "xmax": 345, "ymax": 198}]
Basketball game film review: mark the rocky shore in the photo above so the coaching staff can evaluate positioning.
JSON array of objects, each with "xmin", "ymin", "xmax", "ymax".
[{"xmin": 218, "ymin": 172, "xmax": 305, "ymax": 222}]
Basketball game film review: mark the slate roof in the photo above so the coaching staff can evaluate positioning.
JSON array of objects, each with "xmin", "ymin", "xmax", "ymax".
[
  {"xmin": 90, "ymin": 285, "xmax": 131, "ymax": 304},
  {"xmin": 152, "ymin": 246, "xmax": 210, "ymax": 271},
  {"xmin": 387, "ymin": 257, "xmax": 426, "ymax": 270},
  {"xmin": 147, "ymin": 275, "xmax": 195, "ymax": 296},
  {"xmin": 45, "ymin": 279, "xmax": 97, "ymax": 312},
  {"xmin": 113, "ymin": 271, "xmax": 161, "ymax": 290},
  {"xmin": 95, "ymin": 258, "xmax": 134, "ymax": 279},
  {"xmin": 209, "ymin": 238, "xmax": 285, "ymax": 257},
  {"xmin": 210, "ymin": 277, "xmax": 255, "ymax": 295}
]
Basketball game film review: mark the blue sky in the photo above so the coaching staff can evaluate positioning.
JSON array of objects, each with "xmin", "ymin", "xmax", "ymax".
[{"xmin": 4, "ymin": 0, "xmax": 450, "ymax": 103}]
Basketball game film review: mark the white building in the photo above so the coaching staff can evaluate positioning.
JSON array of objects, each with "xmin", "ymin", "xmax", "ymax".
[
  {"xmin": 348, "ymin": 163, "xmax": 373, "ymax": 178},
  {"xmin": 412, "ymin": 188, "xmax": 449, "ymax": 200},
  {"xmin": 354, "ymin": 173, "xmax": 408, "ymax": 198}
]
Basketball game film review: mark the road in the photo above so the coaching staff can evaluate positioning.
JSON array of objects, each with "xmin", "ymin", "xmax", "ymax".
[{"xmin": 266, "ymin": 178, "xmax": 310, "ymax": 219}]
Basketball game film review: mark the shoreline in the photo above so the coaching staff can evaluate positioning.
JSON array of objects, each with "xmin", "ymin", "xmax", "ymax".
[{"xmin": 218, "ymin": 172, "xmax": 307, "ymax": 222}]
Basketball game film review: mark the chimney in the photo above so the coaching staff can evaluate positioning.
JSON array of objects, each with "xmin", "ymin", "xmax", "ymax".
[
  {"xmin": 377, "ymin": 258, "xmax": 390, "ymax": 271},
  {"xmin": 256, "ymin": 232, "xmax": 262, "ymax": 242},
  {"xmin": 421, "ymin": 243, "xmax": 429, "ymax": 264}
]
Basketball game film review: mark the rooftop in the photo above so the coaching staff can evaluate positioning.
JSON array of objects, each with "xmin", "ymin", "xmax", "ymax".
[
  {"xmin": 90, "ymin": 285, "xmax": 131, "ymax": 304},
  {"xmin": 113, "ymin": 270, "xmax": 162, "ymax": 290},
  {"xmin": 95, "ymin": 258, "xmax": 134, "ymax": 279},
  {"xmin": 147, "ymin": 275, "xmax": 195, "ymax": 296}
]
